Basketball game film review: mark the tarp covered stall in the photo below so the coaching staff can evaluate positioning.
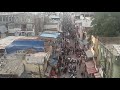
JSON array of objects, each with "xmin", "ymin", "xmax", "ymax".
[{"xmin": 5, "ymin": 40, "xmax": 45, "ymax": 54}]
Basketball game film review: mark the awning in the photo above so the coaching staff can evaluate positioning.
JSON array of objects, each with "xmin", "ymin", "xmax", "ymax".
[
  {"xmin": 85, "ymin": 50, "xmax": 94, "ymax": 58},
  {"xmin": 85, "ymin": 60, "xmax": 97, "ymax": 74}
]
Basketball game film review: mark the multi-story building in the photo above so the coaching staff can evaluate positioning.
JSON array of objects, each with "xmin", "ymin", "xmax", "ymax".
[
  {"xmin": 34, "ymin": 13, "xmax": 44, "ymax": 35},
  {"xmin": 0, "ymin": 12, "xmax": 35, "ymax": 37},
  {"xmin": 91, "ymin": 36, "xmax": 120, "ymax": 78},
  {"xmin": 43, "ymin": 14, "xmax": 62, "ymax": 33}
]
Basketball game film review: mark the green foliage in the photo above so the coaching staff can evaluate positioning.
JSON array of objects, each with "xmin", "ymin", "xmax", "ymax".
[{"xmin": 89, "ymin": 12, "xmax": 120, "ymax": 37}]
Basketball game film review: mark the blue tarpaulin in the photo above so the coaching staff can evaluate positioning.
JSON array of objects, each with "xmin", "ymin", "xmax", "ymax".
[{"xmin": 5, "ymin": 39, "xmax": 45, "ymax": 54}]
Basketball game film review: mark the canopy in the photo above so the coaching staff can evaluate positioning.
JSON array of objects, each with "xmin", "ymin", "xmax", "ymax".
[
  {"xmin": 85, "ymin": 50, "xmax": 94, "ymax": 58},
  {"xmin": 5, "ymin": 39, "xmax": 44, "ymax": 54},
  {"xmin": 39, "ymin": 32, "xmax": 60, "ymax": 39}
]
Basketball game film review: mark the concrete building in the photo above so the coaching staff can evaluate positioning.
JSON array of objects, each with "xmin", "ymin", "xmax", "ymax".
[
  {"xmin": 0, "ymin": 12, "xmax": 35, "ymax": 37},
  {"xmin": 43, "ymin": 14, "xmax": 62, "ymax": 33},
  {"xmin": 24, "ymin": 46, "xmax": 52, "ymax": 78},
  {"xmin": 91, "ymin": 36, "xmax": 120, "ymax": 78}
]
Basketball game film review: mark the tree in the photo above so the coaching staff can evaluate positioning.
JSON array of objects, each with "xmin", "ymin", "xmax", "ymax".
[
  {"xmin": 62, "ymin": 12, "xmax": 74, "ymax": 33},
  {"xmin": 88, "ymin": 12, "xmax": 120, "ymax": 37}
]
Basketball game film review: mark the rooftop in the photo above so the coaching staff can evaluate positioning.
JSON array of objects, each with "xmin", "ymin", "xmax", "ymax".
[
  {"xmin": 26, "ymin": 52, "xmax": 47, "ymax": 58},
  {"xmin": 0, "ymin": 59, "xmax": 23, "ymax": 76},
  {"xmin": 18, "ymin": 37, "xmax": 39, "ymax": 40},
  {"xmin": 25, "ymin": 48, "xmax": 52, "ymax": 64},
  {"xmin": 0, "ymin": 36, "xmax": 25, "ymax": 49}
]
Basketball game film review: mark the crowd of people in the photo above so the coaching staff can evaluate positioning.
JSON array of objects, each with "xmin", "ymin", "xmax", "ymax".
[{"xmin": 55, "ymin": 31, "xmax": 88, "ymax": 78}]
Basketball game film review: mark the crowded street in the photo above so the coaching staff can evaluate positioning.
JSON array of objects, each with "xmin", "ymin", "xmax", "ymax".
[
  {"xmin": 49, "ymin": 30, "xmax": 88, "ymax": 78},
  {"xmin": 0, "ymin": 12, "xmax": 104, "ymax": 78}
]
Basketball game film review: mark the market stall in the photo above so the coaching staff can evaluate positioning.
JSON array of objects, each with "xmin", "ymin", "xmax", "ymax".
[{"xmin": 85, "ymin": 60, "xmax": 98, "ymax": 78}]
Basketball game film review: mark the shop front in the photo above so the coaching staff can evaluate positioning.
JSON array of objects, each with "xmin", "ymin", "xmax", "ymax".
[{"xmin": 85, "ymin": 60, "xmax": 98, "ymax": 78}]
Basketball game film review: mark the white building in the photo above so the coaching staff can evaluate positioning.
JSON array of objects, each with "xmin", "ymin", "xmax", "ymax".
[
  {"xmin": 24, "ymin": 46, "xmax": 52, "ymax": 77},
  {"xmin": 43, "ymin": 14, "xmax": 62, "ymax": 33}
]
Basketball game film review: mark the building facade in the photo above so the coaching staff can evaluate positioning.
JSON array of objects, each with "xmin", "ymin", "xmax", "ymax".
[{"xmin": 91, "ymin": 36, "xmax": 120, "ymax": 78}]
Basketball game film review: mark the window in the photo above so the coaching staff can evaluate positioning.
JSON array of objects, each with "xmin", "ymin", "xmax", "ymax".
[
  {"xmin": 6, "ymin": 16, "xmax": 8, "ymax": 22},
  {"xmin": 12, "ymin": 17, "xmax": 14, "ymax": 22},
  {"xmin": 14, "ymin": 24, "xmax": 20, "ymax": 28},
  {"xmin": 9, "ymin": 17, "xmax": 12, "ymax": 22},
  {"xmin": 3, "ymin": 16, "xmax": 5, "ymax": 21},
  {"xmin": 22, "ymin": 24, "xmax": 26, "ymax": 28}
]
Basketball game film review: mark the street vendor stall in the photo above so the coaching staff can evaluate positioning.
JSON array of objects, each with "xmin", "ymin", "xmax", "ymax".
[{"xmin": 85, "ymin": 60, "xmax": 98, "ymax": 78}]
